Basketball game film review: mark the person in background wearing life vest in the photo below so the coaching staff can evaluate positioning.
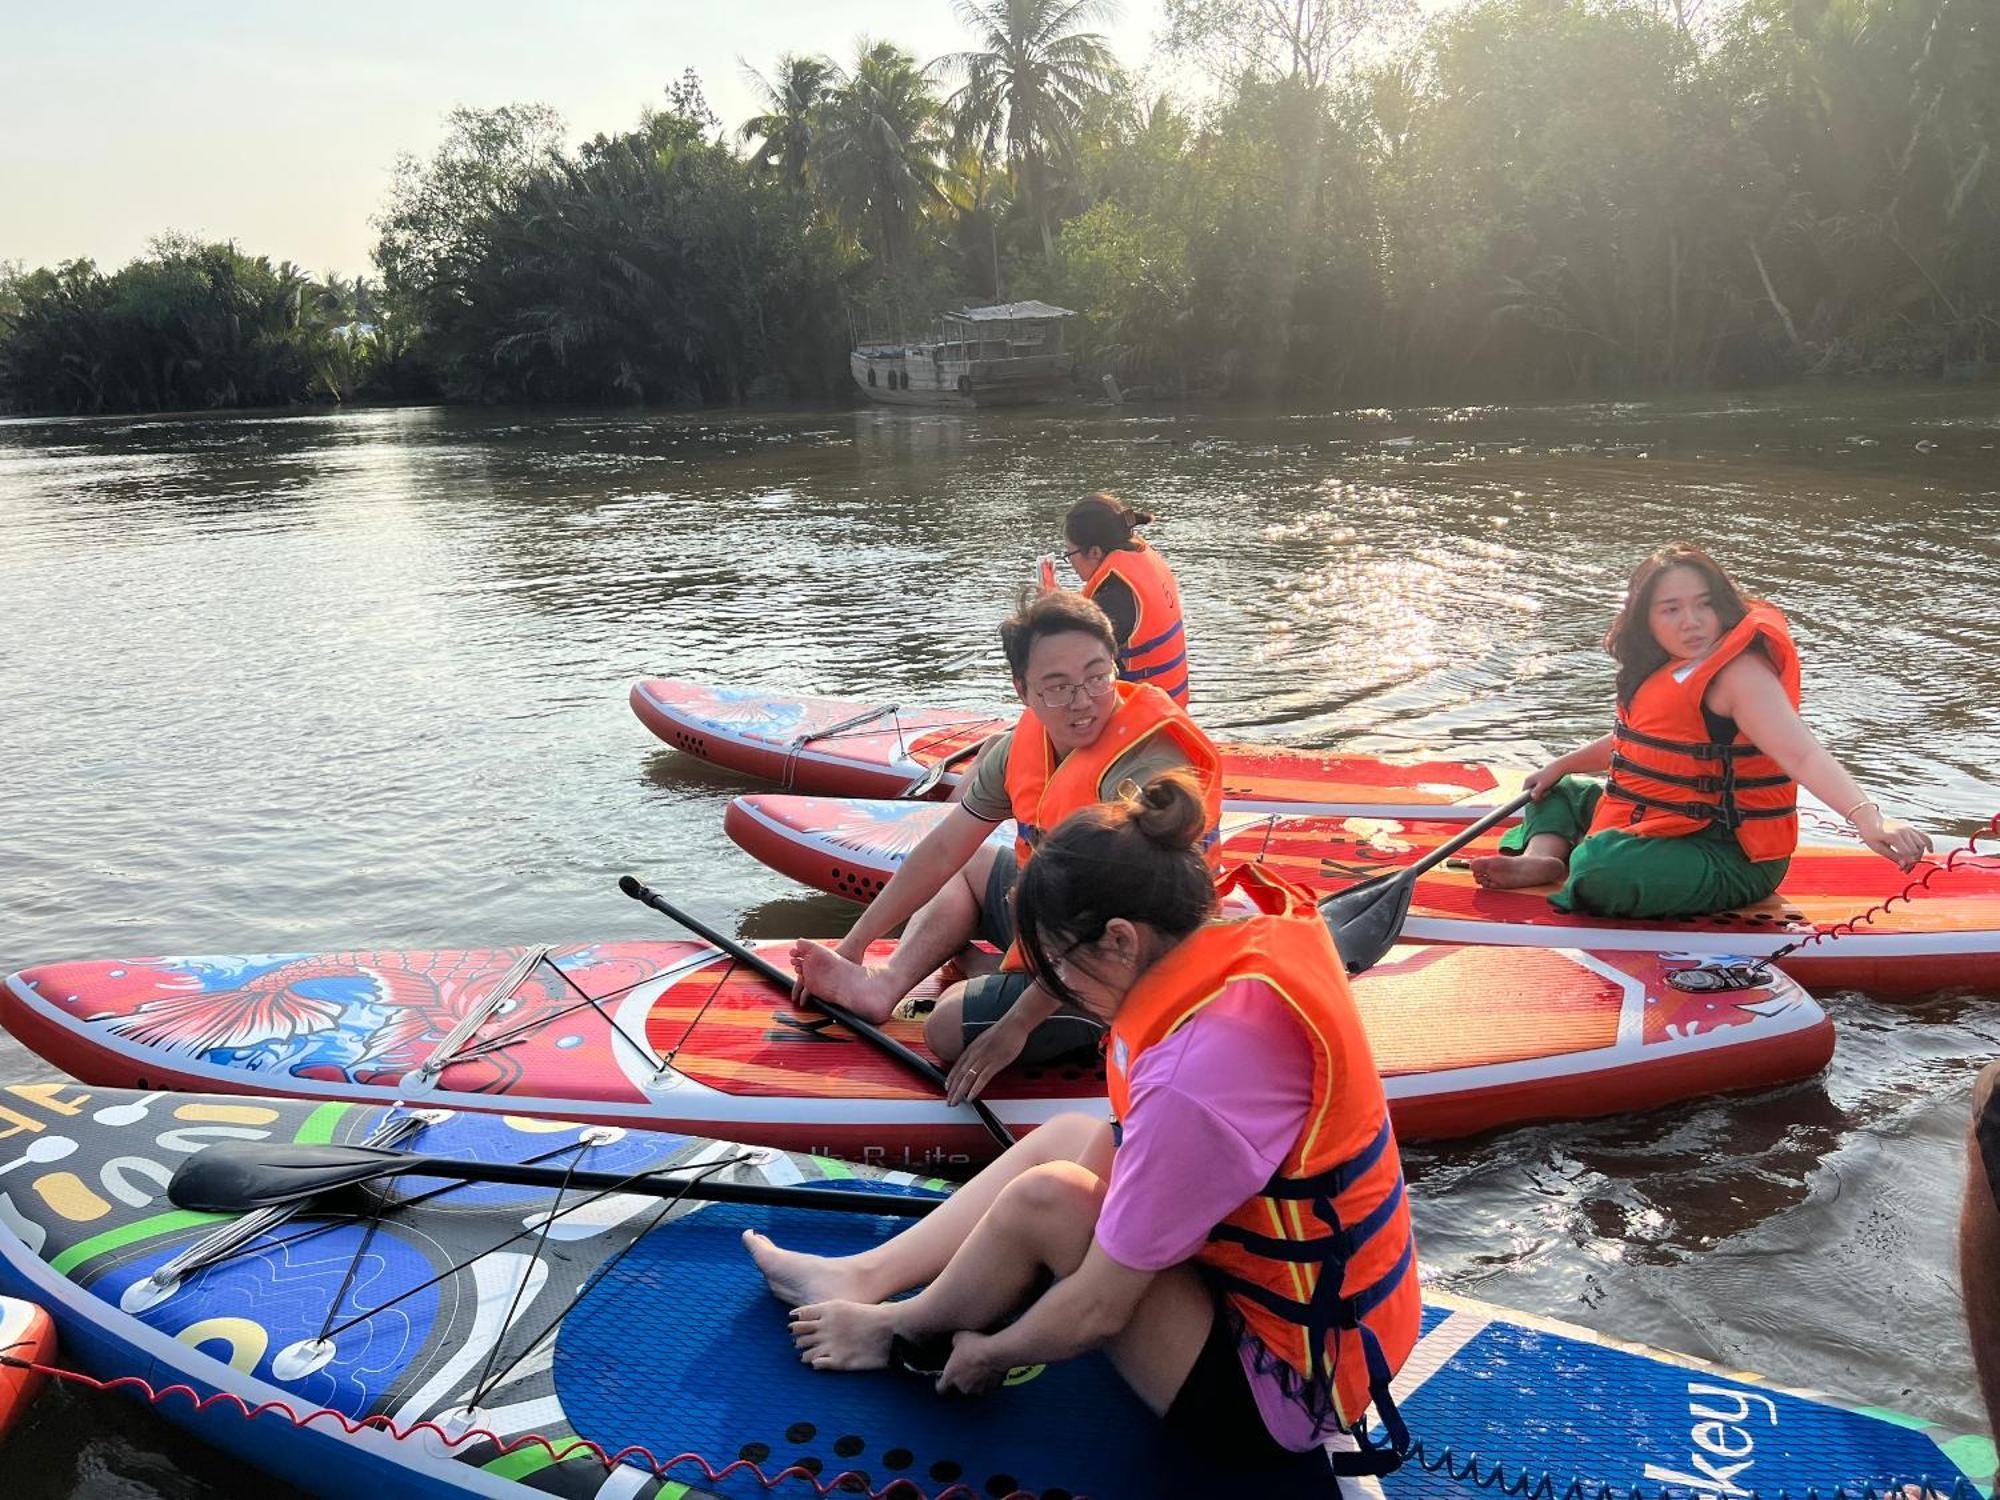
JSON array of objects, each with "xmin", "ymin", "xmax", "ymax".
[
  {"xmin": 747, "ymin": 773, "xmax": 1420, "ymax": 1490},
  {"xmin": 1060, "ymin": 493, "xmax": 1192, "ymax": 707},
  {"xmin": 1467, "ymin": 542, "xmax": 1930, "ymax": 917},
  {"xmin": 788, "ymin": 591, "xmax": 1221, "ymax": 1103}
]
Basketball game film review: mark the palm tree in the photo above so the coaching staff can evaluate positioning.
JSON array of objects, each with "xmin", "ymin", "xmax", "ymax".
[
  {"xmin": 739, "ymin": 53, "xmax": 836, "ymax": 194},
  {"xmin": 940, "ymin": 0, "xmax": 1123, "ymax": 257},
  {"xmin": 816, "ymin": 41, "xmax": 955, "ymax": 270}
]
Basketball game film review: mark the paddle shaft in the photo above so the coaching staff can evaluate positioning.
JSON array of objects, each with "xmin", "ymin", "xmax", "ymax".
[
  {"xmin": 1400, "ymin": 789, "xmax": 1536, "ymax": 882},
  {"xmin": 618, "ymin": 876, "xmax": 1017, "ymax": 1149},
  {"xmin": 168, "ymin": 1142, "xmax": 944, "ymax": 1218},
  {"xmin": 383, "ymin": 1154, "xmax": 941, "ymax": 1216}
]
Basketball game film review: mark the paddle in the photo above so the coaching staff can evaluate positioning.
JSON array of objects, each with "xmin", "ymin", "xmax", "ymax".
[
  {"xmin": 167, "ymin": 1140, "xmax": 944, "ymax": 1218},
  {"xmin": 1319, "ymin": 790, "xmax": 1535, "ymax": 974},
  {"xmin": 901, "ymin": 736, "xmax": 991, "ymax": 797},
  {"xmin": 617, "ymin": 875, "xmax": 1017, "ymax": 1150}
]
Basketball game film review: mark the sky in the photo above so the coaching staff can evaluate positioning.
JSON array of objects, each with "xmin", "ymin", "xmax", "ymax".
[{"xmin": 0, "ymin": 0, "xmax": 1166, "ymax": 281}]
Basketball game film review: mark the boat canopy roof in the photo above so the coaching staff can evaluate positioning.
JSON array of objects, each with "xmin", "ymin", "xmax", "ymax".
[{"xmin": 947, "ymin": 301, "xmax": 1075, "ymax": 322}]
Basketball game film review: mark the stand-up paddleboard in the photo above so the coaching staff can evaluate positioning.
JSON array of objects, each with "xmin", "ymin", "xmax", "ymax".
[
  {"xmin": 0, "ymin": 1295, "xmax": 55, "ymax": 1442},
  {"xmin": 0, "ymin": 1083, "xmax": 1977, "ymax": 1500},
  {"xmin": 726, "ymin": 794, "xmax": 2000, "ymax": 998},
  {"xmin": 632, "ymin": 676, "xmax": 1509, "ymax": 817},
  {"xmin": 3, "ymin": 936, "xmax": 1832, "ymax": 1164}
]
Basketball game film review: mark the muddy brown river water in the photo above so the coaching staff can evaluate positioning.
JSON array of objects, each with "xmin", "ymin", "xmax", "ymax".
[{"xmin": 1, "ymin": 387, "xmax": 1995, "ymax": 1494}]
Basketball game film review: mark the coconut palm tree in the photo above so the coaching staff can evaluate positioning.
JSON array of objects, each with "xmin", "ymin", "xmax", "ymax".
[
  {"xmin": 739, "ymin": 53, "xmax": 837, "ymax": 194},
  {"xmin": 816, "ymin": 41, "xmax": 955, "ymax": 270},
  {"xmin": 940, "ymin": 0, "xmax": 1123, "ymax": 257}
]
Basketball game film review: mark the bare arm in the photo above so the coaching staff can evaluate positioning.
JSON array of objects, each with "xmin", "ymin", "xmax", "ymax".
[
  {"xmin": 1707, "ymin": 654, "xmax": 1930, "ymax": 869},
  {"xmin": 1523, "ymin": 733, "xmax": 1613, "ymax": 798},
  {"xmin": 835, "ymin": 801, "xmax": 999, "ymax": 961}
]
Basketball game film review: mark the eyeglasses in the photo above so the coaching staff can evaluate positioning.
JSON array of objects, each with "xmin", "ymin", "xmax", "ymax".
[{"xmin": 1034, "ymin": 670, "xmax": 1116, "ymax": 709}]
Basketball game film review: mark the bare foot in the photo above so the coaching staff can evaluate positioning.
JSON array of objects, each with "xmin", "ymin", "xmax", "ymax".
[
  {"xmin": 742, "ymin": 1230, "xmax": 877, "ymax": 1307},
  {"xmin": 789, "ymin": 1299, "xmax": 901, "ymax": 1371},
  {"xmin": 1467, "ymin": 853, "xmax": 1568, "ymax": 890},
  {"xmin": 790, "ymin": 940, "xmax": 905, "ymax": 1022}
]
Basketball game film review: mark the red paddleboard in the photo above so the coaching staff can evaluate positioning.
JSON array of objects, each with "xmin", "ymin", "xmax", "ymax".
[
  {"xmin": 726, "ymin": 794, "xmax": 2000, "ymax": 998},
  {"xmin": 0, "ymin": 1296, "xmax": 53, "ymax": 1441},
  {"xmin": 631, "ymin": 676, "xmax": 1507, "ymax": 817},
  {"xmin": 2, "ymin": 940, "xmax": 1829, "ymax": 1165}
]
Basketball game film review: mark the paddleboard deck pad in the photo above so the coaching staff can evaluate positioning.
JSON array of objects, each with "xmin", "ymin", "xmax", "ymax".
[
  {"xmin": 0, "ymin": 1083, "xmax": 1977, "ymax": 1500},
  {"xmin": 4, "ymin": 931, "xmax": 1832, "ymax": 1161},
  {"xmin": 727, "ymin": 794, "xmax": 2000, "ymax": 998},
  {"xmin": 632, "ymin": 676, "xmax": 1507, "ymax": 817}
]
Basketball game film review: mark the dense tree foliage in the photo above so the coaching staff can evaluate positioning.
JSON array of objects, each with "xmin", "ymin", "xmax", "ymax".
[
  {"xmin": 3, "ymin": 0, "xmax": 1992, "ymax": 414},
  {"xmin": 0, "ymin": 238, "xmax": 394, "ymax": 413}
]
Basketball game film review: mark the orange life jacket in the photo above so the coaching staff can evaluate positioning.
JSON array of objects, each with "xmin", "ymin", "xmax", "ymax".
[
  {"xmin": 1003, "ymin": 681, "xmax": 1221, "ymax": 869},
  {"xmin": 1592, "ymin": 602, "xmax": 1802, "ymax": 861},
  {"xmin": 1085, "ymin": 539, "xmax": 1190, "ymax": 706},
  {"xmin": 1105, "ymin": 866, "xmax": 1420, "ymax": 1472}
]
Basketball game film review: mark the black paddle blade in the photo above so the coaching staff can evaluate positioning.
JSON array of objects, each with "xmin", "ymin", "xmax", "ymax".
[
  {"xmin": 170, "ymin": 1142, "xmax": 414, "ymax": 1212},
  {"xmin": 1320, "ymin": 874, "xmax": 1415, "ymax": 975}
]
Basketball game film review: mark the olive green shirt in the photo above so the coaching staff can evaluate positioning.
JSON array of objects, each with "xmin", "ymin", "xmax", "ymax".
[{"xmin": 957, "ymin": 726, "xmax": 1194, "ymax": 825}]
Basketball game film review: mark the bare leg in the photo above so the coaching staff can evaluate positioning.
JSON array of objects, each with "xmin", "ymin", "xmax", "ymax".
[
  {"xmin": 1962, "ymin": 1063, "xmax": 2000, "ymax": 1434},
  {"xmin": 923, "ymin": 983, "xmax": 969, "ymax": 1060},
  {"xmin": 744, "ymin": 1111, "xmax": 1113, "ymax": 1307},
  {"xmin": 1469, "ymin": 831, "xmax": 1572, "ymax": 890},
  {"xmin": 790, "ymin": 1159, "xmax": 1214, "ymax": 1413},
  {"xmin": 790, "ymin": 1159, "xmax": 1105, "ymax": 1369},
  {"xmin": 792, "ymin": 845, "xmax": 1005, "ymax": 1021}
]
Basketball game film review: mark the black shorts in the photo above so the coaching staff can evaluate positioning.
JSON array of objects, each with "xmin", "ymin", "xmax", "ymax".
[
  {"xmin": 960, "ymin": 970, "xmax": 1106, "ymax": 1065},
  {"xmin": 977, "ymin": 850, "xmax": 1019, "ymax": 952},
  {"xmin": 1161, "ymin": 1292, "xmax": 1341, "ymax": 1491}
]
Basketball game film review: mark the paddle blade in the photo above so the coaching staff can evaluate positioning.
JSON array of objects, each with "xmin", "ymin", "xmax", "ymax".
[
  {"xmin": 1320, "ymin": 874, "xmax": 1415, "ymax": 975},
  {"xmin": 169, "ymin": 1142, "xmax": 413, "ymax": 1212}
]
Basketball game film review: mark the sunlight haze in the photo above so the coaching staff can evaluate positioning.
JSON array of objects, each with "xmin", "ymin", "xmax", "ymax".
[{"xmin": 1, "ymin": 0, "xmax": 1164, "ymax": 278}]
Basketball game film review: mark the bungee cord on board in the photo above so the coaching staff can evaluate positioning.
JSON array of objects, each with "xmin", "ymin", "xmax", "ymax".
[
  {"xmin": 0, "ymin": 1344, "xmax": 1972, "ymax": 1500},
  {"xmin": 1665, "ymin": 808, "xmax": 2000, "ymax": 991}
]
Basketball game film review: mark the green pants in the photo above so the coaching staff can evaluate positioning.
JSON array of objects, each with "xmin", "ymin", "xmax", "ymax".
[{"xmin": 1496, "ymin": 776, "xmax": 1790, "ymax": 919}]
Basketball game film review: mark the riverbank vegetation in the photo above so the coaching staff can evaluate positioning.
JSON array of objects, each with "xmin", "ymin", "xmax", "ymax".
[{"xmin": 3, "ymin": 0, "xmax": 1993, "ymax": 414}]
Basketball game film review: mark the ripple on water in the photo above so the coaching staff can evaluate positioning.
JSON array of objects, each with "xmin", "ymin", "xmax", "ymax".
[{"xmin": 2, "ymin": 392, "xmax": 1998, "ymax": 1497}]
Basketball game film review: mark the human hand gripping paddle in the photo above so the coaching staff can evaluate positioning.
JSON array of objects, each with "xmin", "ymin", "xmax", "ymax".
[
  {"xmin": 618, "ymin": 875, "xmax": 1016, "ymax": 1150},
  {"xmin": 1319, "ymin": 790, "xmax": 1535, "ymax": 974}
]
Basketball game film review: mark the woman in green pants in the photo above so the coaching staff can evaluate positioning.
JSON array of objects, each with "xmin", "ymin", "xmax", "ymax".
[{"xmin": 1467, "ymin": 543, "xmax": 1930, "ymax": 919}]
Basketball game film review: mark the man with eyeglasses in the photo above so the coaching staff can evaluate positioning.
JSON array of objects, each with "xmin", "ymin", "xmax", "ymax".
[{"xmin": 788, "ymin": 591, "xmax": 1221, "ymax": 1102}]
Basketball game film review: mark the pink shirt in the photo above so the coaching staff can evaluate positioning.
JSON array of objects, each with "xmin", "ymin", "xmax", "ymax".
[{"xmin": 1092, "ymin": 978, "xmax": 1331, "ymax": 1451}]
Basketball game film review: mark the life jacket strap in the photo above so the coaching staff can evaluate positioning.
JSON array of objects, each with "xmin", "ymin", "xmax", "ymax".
[
  {"xmin": 1260, "ymin": 1116, "xmax": 1393, "ymax": 1200},
  {"xmin": 1603, "ymin": 780, "xmax": 1796, "ymax": 828},
  {"xmin": 1120, "ymin": 649, "xmax": 1188, "ymax": 684},
  {"xmin": 1325, "ymin": 1326, "xmax": 1411, "ymax": 1477},
  {"xmin": 1608, "ymin": 751, "xmax": 1794, "ymax": 796},
  {"xmin": 1208, "ymin": 1234, "xmax": 1415, "ymax": 1332},
  {"xmin": 1121, "ymin": 618, "xmax": 1186, "ymax": 660},
  {"xmin": 1208, "ymin": 1175, "xmax": 1407, "ymax": 1264},
  {"xmin": 1615, "ymin": 722, "xmax": 1759, "ymax": 760}
]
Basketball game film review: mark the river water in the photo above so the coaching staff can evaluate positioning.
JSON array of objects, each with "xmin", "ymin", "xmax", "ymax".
[{"xmin": 1, "ymin": 389, "xmax": 1995, "ymax": 1494}]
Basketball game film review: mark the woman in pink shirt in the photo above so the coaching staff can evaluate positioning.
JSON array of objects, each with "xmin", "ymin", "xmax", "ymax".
[{"xmin": 744, "ymin": 772, "xmax": 1419, "ymax": 1484}]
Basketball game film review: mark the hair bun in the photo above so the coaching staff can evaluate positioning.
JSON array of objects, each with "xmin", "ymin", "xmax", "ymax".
[
  {"xmin": 1131, "ymin": 770, "xmax": 1207, "ymax": 851},
  {"xmin": 1121, "ymin": 505, "xmax": 1154, "ymax": 528}
]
